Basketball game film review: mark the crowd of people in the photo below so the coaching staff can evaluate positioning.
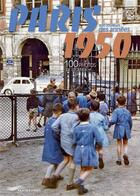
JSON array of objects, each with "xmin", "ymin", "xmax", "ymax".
[
  {"xmin": 40, "ymin": 94, "xmax": 132, "ymax": 195},
  {"xmin": 24, "ymin": 78, "xmax": 135, "ymax": 195}
]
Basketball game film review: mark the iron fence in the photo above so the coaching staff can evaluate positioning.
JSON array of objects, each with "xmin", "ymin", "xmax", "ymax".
[
  {"xmin": 64, "ymin": 46, "xmax": 140, "ymax": 113},
  {"xmin": 0, "ymin": 89, "xmax": 140, "ymax": 142},
  {"xmin": 0, "ymin": 96, "xmax": 13, "ymax": 141},
  {"xmin": 0, "ymin": 92, "xmax": 69, "ymax": 142}
]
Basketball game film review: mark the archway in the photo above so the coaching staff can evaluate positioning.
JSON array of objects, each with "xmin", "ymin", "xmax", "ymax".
[{"xmin": 21, "ymin": 38, "xmax": 49, "ymax": 78}]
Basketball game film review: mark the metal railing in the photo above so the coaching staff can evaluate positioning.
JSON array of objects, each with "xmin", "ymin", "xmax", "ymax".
[{"xmin": 0, "ymin": 89, "xmax": 140, "ymax": 142}]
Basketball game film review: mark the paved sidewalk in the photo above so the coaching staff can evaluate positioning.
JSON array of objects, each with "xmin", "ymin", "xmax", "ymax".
[{"xmin": 0, "ymin": 120, "xmax": 140, "ymax": 196}]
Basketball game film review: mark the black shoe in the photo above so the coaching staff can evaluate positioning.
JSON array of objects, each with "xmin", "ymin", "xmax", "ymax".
[
  {"xmin": 78, "ymin": 185, "xmax": 88, "ymax": 195},
  {"xmin": 116, "ymin": 160, "xmax": 122, "ymax": 165},
  {"xmin": 26, "ymin": 128, "xmax": 30, "ymax": 131},
  {"xmin": 99, "ymin": 157, "xmax": 104, "ymax": 169},
  {"xmin": 123, "ymin": 155, "xmax": 129, "ymax": 165},
  {"xmin": 37, "ymin": 123, "xmax": 42, "ymax": 128}
]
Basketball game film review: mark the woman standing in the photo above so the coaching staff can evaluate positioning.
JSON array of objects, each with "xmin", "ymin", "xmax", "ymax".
[{"xmin": 127, "ymin": 86, "xmax": 137, "ymax": 116}]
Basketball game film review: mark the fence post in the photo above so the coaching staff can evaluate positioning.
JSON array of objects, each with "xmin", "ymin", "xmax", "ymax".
[{"xmin": 13, "ymin": 96, "xmax": 18, "ymax": 145}]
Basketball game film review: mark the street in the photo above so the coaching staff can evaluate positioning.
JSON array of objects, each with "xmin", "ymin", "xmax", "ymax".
[{"xmin": 0, "ymin": 120, "xmax": 140, "ymax": 196}]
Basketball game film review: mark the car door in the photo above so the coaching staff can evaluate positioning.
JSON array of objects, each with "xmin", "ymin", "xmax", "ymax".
[
  {"xmin": 21, "ymin": 79, "xmax": 34, "ymax": 94},
  {"xmin": 12, "ymin": 79, "xmax": 22, "ymax": 94}
]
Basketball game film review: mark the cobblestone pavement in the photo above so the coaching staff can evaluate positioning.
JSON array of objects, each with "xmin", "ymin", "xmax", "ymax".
[{"xmin": 0, "ymin": 120, "xmax": 140, "ymax": 196}]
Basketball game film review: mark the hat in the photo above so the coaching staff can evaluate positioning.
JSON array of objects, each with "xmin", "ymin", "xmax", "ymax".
[{"xmin": 89, "ymin": 91, "xmax": 97, "ymax": 98}]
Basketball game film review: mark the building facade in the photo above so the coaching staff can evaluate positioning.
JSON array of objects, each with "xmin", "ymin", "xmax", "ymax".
[{"xmin": 0, "ymin": 0, "xmax": 140, "ymax": 88}]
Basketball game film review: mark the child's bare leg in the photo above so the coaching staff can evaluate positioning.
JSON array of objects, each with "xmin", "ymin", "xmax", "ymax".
[
  {"xmin": 74, "ymin": 167, "xmax": 93, "ymax": 194},
  {"xmin": 67, "ymin": 157, "xmax": 76, "ymax": 185},
  {"xmin": 123, "ymin": 138, "xmax": 128, "ymax": 155},
  {"xmin": 79, "ymin": 167, "xmax": 93, "ymax": 181},
  {"xmin": 48, "ymin": 157, "xmax": 69, "ymax": 189},
  {"xmin": 116, "ymin": 139, "xmax": 122, "ymax": 165},
  {"xmin": 42, "ymin": 164, "xmax": 57, "ymax": 186},
  {"xmin": 28, "ymin": 118, "xmax": 31, "ymax": 128},
  {"xmin": 32, "ymin": 116, "xmax": 38, "ymax": 132},
  {"xmin": 123, "ymin": 139, "xmax": 129, "ymax": 165},
  {"xmin": 96, "ymin": 144, "xmax": 104, "ymax": 169},
  {"xmin": 38, "ymin": 114, "xmax": 43, "ymax": 124},
  {"xmin": 27, "ymin": 114, "xmax": 31, "ymax": 131},
  {"xmin": 98, "ymin": 148, "xmax": 104, "ymax": 169},
  {"xmin": 45, "ymin": 164, "xmax": 56, "ymax": 178},
  {"xmin": 33, "ymin": 115, "xmax": 37, "ymax": 127},
  {"xmin": 54, "ymin": 156, "xmax": 69, "ymax": 176}
]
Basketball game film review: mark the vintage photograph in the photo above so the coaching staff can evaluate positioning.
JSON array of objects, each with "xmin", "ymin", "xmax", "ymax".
[{"xmin": 0, "ymin": 0, "xmax": 140, "ymax": 195}]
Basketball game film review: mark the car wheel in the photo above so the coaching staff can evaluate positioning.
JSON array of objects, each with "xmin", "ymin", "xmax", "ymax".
[{"xmin": 4, "ymin": 89, "xmax": 12, "ymax": 95}]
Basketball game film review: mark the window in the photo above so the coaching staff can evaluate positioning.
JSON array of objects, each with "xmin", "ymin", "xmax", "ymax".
[
  {"xmin": 13, "ymin": 80, "xmax": 21, "ymax": 84},
  {"xmin": 14, "ymin": 0, "xmax": 51, "ymax": 12},
  {"xmin": 128, "ymin": 59, "xmax": 140, "ymax": 69},
  {"xmin": 124, "ymin": 0, "xmax": 137, "ymax": 6},
  {"xmin": 61, "ymin": 0, "xmax": 98, "ymax": 8},
  {"xmin": 22, "ymin": 79, "xmax": 30, "ymax": 84},
  {"xmin": 83, "ymin": 0, "xmax": 97, "ymax": 8},
  {"xmin": 0, "ymin": 0, "xmax": 4, "ymax": 13}
]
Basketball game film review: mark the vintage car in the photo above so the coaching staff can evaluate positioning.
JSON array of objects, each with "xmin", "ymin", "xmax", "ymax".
[{"xmin": 1, "ymin": 77, "xmax": 34, "ymax": 95}]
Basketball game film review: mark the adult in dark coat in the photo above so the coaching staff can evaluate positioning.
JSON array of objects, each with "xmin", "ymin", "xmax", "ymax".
[{"xmin": 127, "ymin": 87, "xmax": 137, "ymax": 116}]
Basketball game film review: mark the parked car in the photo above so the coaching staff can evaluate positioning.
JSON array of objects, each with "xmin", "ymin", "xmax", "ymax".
[{"xmin": 1, "ymin": 77, "xmax": 34, "ymax": 95}]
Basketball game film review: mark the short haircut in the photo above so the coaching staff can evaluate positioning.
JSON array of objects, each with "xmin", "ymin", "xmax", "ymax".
[
  {"xmin": 47, "ymin": 84, "xmax": 54, "ymax": 91},
  {"xmin": 68, "ymin": 98, "xmax": 77, "ymax": 109},
  {"xmin": 77, "ymin": 108, "xmax": 90, "ymax": 121},
  {"xmin": 97, "ymin": 92, "xmax": 105, "ymax": 101},
  {"xmin": 90, "ymin": 100, "xmax": 100, "ymax": 111},
  {"xmin": 68, "ymin": 92, "xmax": 76, "ymax": 99},
  {"xmin": 75, "ymin": 86, "xmax": 83, "ymax": 93},
  {"xmin": 30, "ymin": 89, "xmax": 36, "ymax": 95},
  {"xmin": 53, "ymin": 103, "xmax": 63, "ymax": 113},
  {"xmin": 117, "ymin": 95, "xmax": 126, "ymax": 105}
]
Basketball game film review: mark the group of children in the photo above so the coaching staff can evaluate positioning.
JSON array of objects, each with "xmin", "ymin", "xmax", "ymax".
[{"xmin": 41, "ymin": 92, "xmax": 132, "ymax": 195}]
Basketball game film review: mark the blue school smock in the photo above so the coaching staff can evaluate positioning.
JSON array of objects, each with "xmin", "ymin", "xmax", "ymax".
[
  {"xmin": 63, "ymin": 100, "xmax": 69, "ymax": 113},
  {"xmin": 42, "ymin": 117, "xmax": 63, "ymax": 164},
  {"xmin": 109, "ymin": 107, "xmax": 132, "ymax": 139},
  {"xmin": 73, "ymin": 123, "xmax": 103, "ymax": 167},
  {"xmin": 53, "ymin": 95, "xmax": 67, "ymax": 104},
  {"xmin": 99, "ymin": 101, "xmax": 109, "ymax": 127},
  {"xmin": 52, "ymin": 111, "xmax": 78, "ymax": 156},
  {"xmin": 90, "ymin": 112, "xmax": 109, "ymax": 147},
  {"xmin": 77, "ymin": 95, "xmax": 87, "ymax": 108}
]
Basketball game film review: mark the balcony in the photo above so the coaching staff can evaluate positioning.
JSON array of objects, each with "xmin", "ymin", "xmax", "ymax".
[{"xmin": 122, "ymin": 6, "xmax": 140, "ymax": 23}]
